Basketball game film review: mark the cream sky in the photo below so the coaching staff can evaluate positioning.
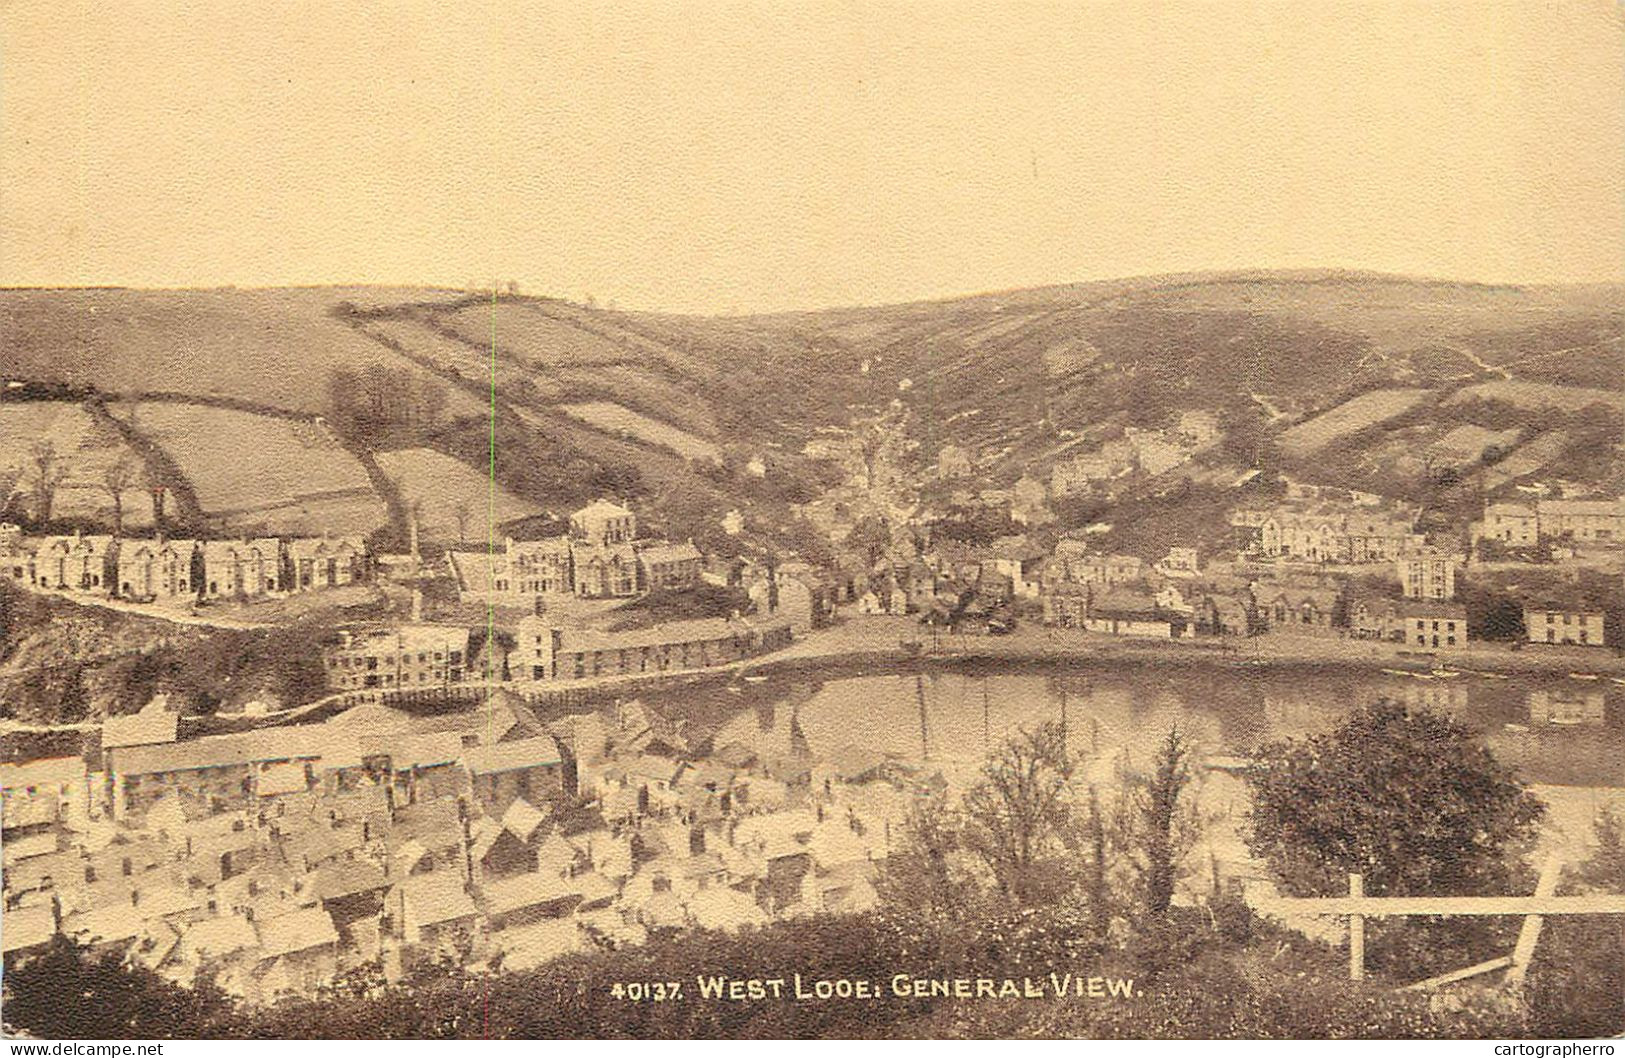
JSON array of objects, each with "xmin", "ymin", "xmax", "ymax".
[{"xmin": 2, "ymin": 0, "xmax": 1621, "ymax": 313}]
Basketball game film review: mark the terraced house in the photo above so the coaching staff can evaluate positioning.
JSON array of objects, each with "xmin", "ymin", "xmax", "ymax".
[
  {"xmin": 322, "ymin": 624, "xmax": 471, "ymax": 691},
  {"xmin": 1256, "ymin": 506, "xmax": 1423, "ymax": 563},
  {"xmin": 1522, "ymin": 602, "xmax": 1607, "ymax": 647},
  {"xmin": 116, "ymin": 538, "xmax": 198, "ymax": 600},
  {"xmin": 202, "ymin": 538, "xmax": 282, "ymax": 599},
  {"xmin": 35, "ymin": 531, "xmax": 116, "ymax": 592},
  {"xmin": 287, "ymin": 535, "xmax": 367, "ymax": 591}
]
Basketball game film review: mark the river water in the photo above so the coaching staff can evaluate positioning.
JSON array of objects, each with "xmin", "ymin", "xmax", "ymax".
[{"xmin": 648, "ymin": 660, "xmax": 1625, "ymax": 791}]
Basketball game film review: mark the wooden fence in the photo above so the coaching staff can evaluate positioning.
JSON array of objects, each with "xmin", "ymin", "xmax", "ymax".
[{"xmin": 1250, "ymin": 859, "xmax": 1625, "ymax": 990}]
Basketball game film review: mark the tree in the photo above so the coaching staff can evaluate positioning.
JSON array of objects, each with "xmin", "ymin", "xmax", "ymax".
[
  {"xmin": 2, "ymin": 936, "xmax": 235, "ymax": 1039},
  {"xmin": 1130, "ymin": 728, "xmax": 1193, "ymax": 915},
  {"xmin": 844, "ymin": 514, "xmax": 892, "ymax": 569},
  {"xmin": 102, "ymin": 457, "xmax": 139, "ymax": 535},
  {"xmin": 1244, "ymin": 699, "xmax": 1544, "ymax": 899},
  {"xmin": 25, "ymin": 439, "xmax": 66, "ymax": 523},
  {"xmin": 876, "ymin": 790, "xmax": 977, "ymax": 917},
  {"xmin": 962, "ymin": 721, "xmax": 1080, "ymax": 905}
]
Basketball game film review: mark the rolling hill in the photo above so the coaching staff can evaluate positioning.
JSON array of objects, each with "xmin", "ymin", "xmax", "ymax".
[{"xmin": 3, "ymin": 271, "xmax": 1621, "ymax": 548}]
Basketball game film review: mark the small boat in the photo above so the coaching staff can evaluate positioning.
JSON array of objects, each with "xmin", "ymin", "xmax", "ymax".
[
  {"xmin": 725, "ymin": 686, "xmax": 743, "ymax": 695},
  {"xmin": 1430, "ymin": 668, "xmax": 1462, "ymax": 679},
  {"xmin": 1410, "ymin": 672, "xmax": 1436, "ymax": 681},
  {"xmin": 743, "ymin": 675, "xmax": 769, "ymax": 684},
  {"xmin": 1504, "ymin": 722, "xmax": 1530, "ymax": 733},
  {"xmin": 1381, "ymin": 668, "xmax": 1411, "ymax": 677},
  {"xmin": 1569, "ymin": 673, "xmax": 1600, "ymax": 681},
  {"xmin": 1610, "ymin": 677, "xmax": 1625, "ymax": 686}
]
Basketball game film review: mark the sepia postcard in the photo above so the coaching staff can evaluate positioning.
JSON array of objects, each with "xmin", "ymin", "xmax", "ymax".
[{"xmin": 0, "ymin": 0, "xmax": 1621, "ymax": 1045}]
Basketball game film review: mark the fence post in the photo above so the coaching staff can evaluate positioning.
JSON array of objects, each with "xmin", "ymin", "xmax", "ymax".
[{"xmin": 1349, "ymin": 873, "xmax": 1365, "ymax": 981}]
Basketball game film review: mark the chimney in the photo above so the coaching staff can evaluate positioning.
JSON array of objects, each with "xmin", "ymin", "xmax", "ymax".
[{"xmin": 411, "ymin": 588, "xmax": 423, "ymax": 622}]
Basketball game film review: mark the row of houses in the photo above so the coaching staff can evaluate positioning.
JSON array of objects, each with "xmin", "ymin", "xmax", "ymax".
[
  {"xmin": 0, "ymin": 526, "xmax": 367, "ymax": 603},
  {"xmin": 509, "ymin": 614, "xmax": 794, "ymax": 682},
  {"xmin": 445, "ymin": 501, "xmax": 702, "ymax": 604},
  {"xmin": 1235, "ymin": 503, "xmax": 1426, "ymax": 564},
  {"xmin": 319, "ymin": 611, "xmax": 795, "ymax": 693},
  {"xmin": 1471, "ymin": 496, "xmax": 1625, "ymax": 548}
]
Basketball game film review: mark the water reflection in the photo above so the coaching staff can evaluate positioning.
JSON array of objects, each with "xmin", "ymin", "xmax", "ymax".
[{"xmin": 653, "ymin": 664, "xmax": 1624, "ymax": 790}]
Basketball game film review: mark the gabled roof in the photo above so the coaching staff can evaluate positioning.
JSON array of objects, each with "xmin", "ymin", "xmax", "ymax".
[
  {"xmin": 256, "ymin": 907, "xmax": 339, "ymax": 958},
  {"xmin": 177, "ymin": 914, "xmax": 259, "ymax": 963},
  {"xmin": 637, "ymin": 541, "xmax": 702, "ymax": 566},
  {"xmin": 0, "ymin": 756, "xmax": 85, "ymax": 790},
  {"xmin": 310, "ymin": 859, "xmax": 389, "ymax": 902},
  {"xmin": 1, "ymin": 904, "xmax": 55, "ymax": 953},
  {"xmin": 480, "ymin": 870, "xmax": 583, "ymax": 917},
  {"xmin": 103, "ymin": 700, "xmax": 180, "ymax": 750},
  {"xmin": 574, "ymin": 498, "xmax": 634, "ymax": 521},
  {"xmin": 286, "ymin": 535, "xmax": 365, "ymax": 560},
  {"xmin": 500, "ymin": 798, "xmax": 547, "ymax": 843},
  {"xmin": 398, "ymin": 871, "xmax": 479, "ymax": 927},
  {"xmin": 464, "ymin": 736, "xmax": 562, "ymax": 776}
]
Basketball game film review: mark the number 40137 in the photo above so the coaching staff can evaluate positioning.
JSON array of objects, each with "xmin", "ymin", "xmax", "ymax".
[{"xmin": 611, "ymin": 981, "xmax": 683, "ymax": 1002}]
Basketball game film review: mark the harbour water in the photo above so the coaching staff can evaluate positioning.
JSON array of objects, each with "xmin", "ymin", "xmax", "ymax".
[{"xmin": 649, "ymin": 661, "xmax": 1625, "ymax": 791}]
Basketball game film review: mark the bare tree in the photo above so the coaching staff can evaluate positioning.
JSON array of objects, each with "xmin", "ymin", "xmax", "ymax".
[
  {"xmin": 25, "ymin": 440, "xmax": 67, "ymax": 524},
  {"xmin": 102, "ymin": 458, "xmax": 138, "ymax": 536},
  {"xmin": 962, "ymin": 721, "xmax": 1080, "ymax": 905}
]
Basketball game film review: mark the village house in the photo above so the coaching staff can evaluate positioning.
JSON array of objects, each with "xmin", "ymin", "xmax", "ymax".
[
  {"xmin": 1347, "ymin": 594, "xmax": 1403, "ymax": 641},
  {"xmin": 1535, "ymin": 497, "xmax": 1624, "ymax": 545},
  {"xmin": 747, "ymin": 563, "xmax": 824, "ymax": 633},
  {"xmin": 571, "ymin": 499, "xmax": 637, "ymax": 546},
  {"xmin": 1473, "ymin": 501, "xmax": 1539, "ymax": 548},
  {"xmin": 1522, "ymin": 602, "xmax": 1607, "ymax": 647},
  {"xmin": 1083, "ymin": 591, "xmax": 1192, "ymax": 639},
  {"xmin": 462, "ymin": 737, "xmax": 566, "ymax": 815},
  {"xmin": 105, "ymin": 726, "xmax": 338, "ymax": 823},
  {"xmin": 1398, "ymin": 600, "xmax": 1469, "ymax": 650},
  {"xmin": 986, "ymin": 536, "xmax": 1046, "ymax": 599},
  {"xmin": 35, "ymin": 532, "xmax": 116, "ymax": 592},
  {"xmin": 201, "ymin": 538, "xmax": 282, "ymax": 600},
  {"xmin": 1255, "ymin": 584, "xmax": 1341, "ymax": 635},
  {"xmin": 115, "ymin": 538, "xmax": 198, "ymax": 600},
  {"xmin": 323, "ymin": 624, "xmax": 471, "ymax": 691},
  {"xmin": 1154, "ymin": 546, "xmax": 1200, "ymax": 579},
  {"xmin": 572, "ymin": 541, "xmax": 641, "ymax": 598},
  {"xmin": 253, "ymin": 907, "xmax": 341, "ymax": 1002},
  {"xmin": 1397, "ymin": 548, "xmax": 1461, "ymax": 601},
  {"xmin": 1047, "ymin": 541, "xmax": 1142, "ymax": 587},
  {"xmin": 286, "ymin": 535, "xmax": 367, "ymax": 592},
  {"xmin": 1200, "ymin": 593, "xmax": 1254, "ymax": 636},
  {"xmin": 636, "ymin": 541, "xmax": 703, "ymax": 592}
]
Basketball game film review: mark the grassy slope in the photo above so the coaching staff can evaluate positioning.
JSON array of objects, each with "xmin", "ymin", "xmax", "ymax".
[{"xmin": 4, "ymin": 273, "xmax": 1620, "ymax": 545}]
